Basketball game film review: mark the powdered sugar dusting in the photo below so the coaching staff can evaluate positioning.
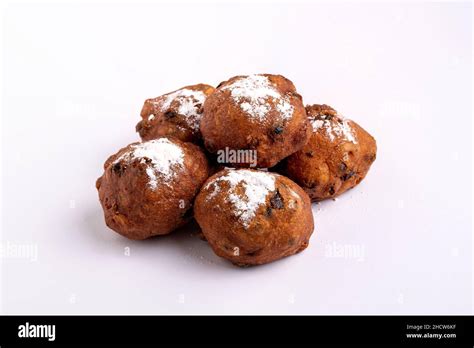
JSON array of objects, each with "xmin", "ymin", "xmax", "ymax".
[
  {"xmin": 222, "ymin": 75, "xmax": 294, "ymax": 122},
  {"xmin": 114, "ymin": 138, "xmax": 184, "ymax": 189},
  {"xmin": 205, "ymin": 169, "xmax": 276, "ymax": 229},
  {"xmin": 287, "ymin": 187, "xmax": 300, "ymax": 209},
  {"xmin": 310, "ymin": 115, "xmax": 357, "ymax": 144},
  {"xmin": 152, "ymin": 88, "xmax": 206, "ymax": 131},
  {"xmin": 288, "ymin": 187, "xmax": 301, "ymax": 201}
]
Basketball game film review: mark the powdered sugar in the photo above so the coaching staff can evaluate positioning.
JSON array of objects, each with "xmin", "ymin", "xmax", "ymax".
[
  {"xmin": 114, "ymin": 138, "xmax": 184, "ymax": 190},
  {"xmin": 222, "ymin": 75, "xmax": 294, "ymax": 122},
  {"xmin": 205, "ymin": 169, "xmax": 276, "ymax": 229},
  {"xmin": 288, "ymin": 187, "xmax": 301, "ymax": 201},
  {"xmin": 152, "ymin": 88, "xmax": 206, "ymax": 131},
  {"xmin": 287, "ymin": 187, "xmax": 301, "ymax": 209},
  {"xmin": 310, "ymin": 115, "xmax": 357, "ymax": 144},
  {"xmin": 310, "ymin": 119, "xmax": 325, "ymax": 131}
]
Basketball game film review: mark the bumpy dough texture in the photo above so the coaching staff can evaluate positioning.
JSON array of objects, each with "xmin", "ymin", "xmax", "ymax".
[
  {"xmin": 96, "ymin": 137, "xmax": 210, "ymax": 240},
  {"xmin": 194, "ymin": 169, "xmax": 314, "ymax": 266},
  {"xmin": 136, "ymin": 84, "xmax": 215, "ymax": 144},
  {"xmin": 280, "ymin": 104, "xmax": 377, "ymax": 201},
  {"xmin": 201, "ymin": 74, "xmax": 311, "ymax": 168}
]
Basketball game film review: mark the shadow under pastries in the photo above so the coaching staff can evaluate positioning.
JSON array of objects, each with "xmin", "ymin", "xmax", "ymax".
[{"xmin": 80, "ymin": 204, "xmax": 239, "ymax": 270}]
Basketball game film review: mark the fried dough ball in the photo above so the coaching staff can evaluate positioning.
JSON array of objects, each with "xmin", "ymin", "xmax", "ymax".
[
  {"xmin": 96, "ymin": 137, "xmax": 210, "ymax": 240},
  {"xmin": 194, "ymin": 169, "xmax": 314, "ymax": 266},
  {"xmin": 136, "ymin": 84, "xmax": 215, "ymax": 144},
  {"xmin": 280, "ymin": 104, "xmax": 377, "ymax": 201},
  {"xmin": 201, "ymin": 74, "xmax": 311, "ymax": 168}
]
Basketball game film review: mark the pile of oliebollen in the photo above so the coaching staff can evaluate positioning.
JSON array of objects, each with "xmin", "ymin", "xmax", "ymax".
[{"xmin": 96, "ymin": 74, "xmax": 377, "ymax": 267}]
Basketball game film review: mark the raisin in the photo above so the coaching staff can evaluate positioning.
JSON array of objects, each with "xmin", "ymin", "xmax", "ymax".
[
  {"xmin": 321, "ymin": 113, "xmax": 333, "ymax": 121},
  {"xmin": 306, "ymin": 151, "xmax": 314, "ymax": 158},
  {"xmin": 274, "ymin": 126, "xmax": 284, "ymax": 134},
  {"xmin": 339, "ymin": 162, "xmax": 347, "ymax": 172},
  {"xmin": 328, "ymin": 186, "xmax": 335, "ymax": 195},
  {"xmin": 112, "ymin": 162, "xmax": 126, "ymax": 176},
  {"xmin": 164, "ymin": 110, "xmax": 176, "ymax": 119},
  {"xmin": 270, "ymin": 190, "xmax": 284, "ymax": 209},
  {"xmin": 341, "ymin": 171, "xmax": 355, "ymax": 181},
  {"xmin": 268, "ymin": 127, "xmax": 283, "ymax": 142}
]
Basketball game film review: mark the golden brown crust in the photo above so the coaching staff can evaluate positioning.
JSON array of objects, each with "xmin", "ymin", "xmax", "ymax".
[
  {"xmin": 280, "ymin": 104, "xmax": 377, "ymax": 201},
  {"xmin": 201, "ymin": 74, "xmax": 311, "ymax": 168},
  {"xmin": 194, "ymin": 169, "xmax": 314, "ymax": 266},
  {"xmin": 96, "ymin": 137, "xmax": 211, "ymax": 240},
  {"xmin": 136, "ymin": 84, "xmax": 215, "ymax": 144}
]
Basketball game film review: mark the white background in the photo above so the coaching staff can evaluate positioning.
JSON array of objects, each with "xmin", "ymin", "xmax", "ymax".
[{"xmin": 1, "ymin": 0, "xmax": 472, "ymax": 314}]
